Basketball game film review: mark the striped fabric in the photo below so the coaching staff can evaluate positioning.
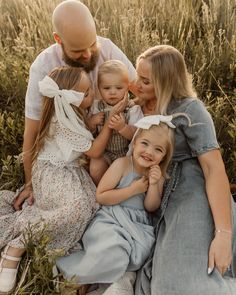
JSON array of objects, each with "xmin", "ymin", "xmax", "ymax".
[{"xmin": 96, "ymin": 100, "xmax": 131, "ymax": 164}]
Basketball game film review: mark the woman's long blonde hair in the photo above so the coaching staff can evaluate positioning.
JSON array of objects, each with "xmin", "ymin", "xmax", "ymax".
[
  {"xmin": 137, "ymin": 45, "xmax": 196, "ymax": 115},
  {"xmin": 31, "ymin": 66, "xmax": 86, "ymax": 163}
]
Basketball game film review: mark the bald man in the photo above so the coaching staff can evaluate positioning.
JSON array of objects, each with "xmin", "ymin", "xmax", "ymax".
[{"xmin": 14, "ymin": 0, "xmax": 136, "ymax": 210}]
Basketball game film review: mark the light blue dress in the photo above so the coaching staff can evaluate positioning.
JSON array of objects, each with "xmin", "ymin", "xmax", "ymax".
[{"xmin": 56, "ymin": 168, "xmax": 155, "ymax": 284}]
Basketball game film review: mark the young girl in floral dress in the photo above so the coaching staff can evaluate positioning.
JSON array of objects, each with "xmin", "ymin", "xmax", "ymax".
[{"xmin": 0, "ymin": 66, "xmax": 115, "ymax": 294}]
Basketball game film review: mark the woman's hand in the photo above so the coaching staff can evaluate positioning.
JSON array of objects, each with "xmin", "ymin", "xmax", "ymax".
[
  {"xmin": 13, "ymin": 186, "xmax": 34, "ymax": 211},
  {"xmin": 208, "ymin": 232, "xmax": 232, "ymax": 275}
]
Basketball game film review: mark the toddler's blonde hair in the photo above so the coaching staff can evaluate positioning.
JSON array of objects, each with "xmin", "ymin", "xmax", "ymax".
[{"xmin": 98, "ymin": 60, "xmax": 129, "ymax": 85}]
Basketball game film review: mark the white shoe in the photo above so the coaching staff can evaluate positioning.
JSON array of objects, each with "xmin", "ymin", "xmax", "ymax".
[{"xmin": 0, "ymin": 246, "xmax": 21, "ymax": 294}]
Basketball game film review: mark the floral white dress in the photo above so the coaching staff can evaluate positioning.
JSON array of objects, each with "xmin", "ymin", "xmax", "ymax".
[{"xmin": 0, "ymin": 117, "xmax": 99, "ymax": 252}]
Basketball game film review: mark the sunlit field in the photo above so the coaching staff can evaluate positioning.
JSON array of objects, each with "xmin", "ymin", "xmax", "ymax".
[{"xmin": 0, "ymin": 0, "xmax": 235, "ymax": 293}]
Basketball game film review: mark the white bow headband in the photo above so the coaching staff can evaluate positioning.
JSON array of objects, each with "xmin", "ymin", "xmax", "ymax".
[
  {"xmin": 38, "ymin": 75, "xmax": 93, "ymax": 140},
  {"xmin": 134, "ymin": 115, "xmax": 176, "ymax": 129},
  {"xmin": 127, "ymin": 115, "xmax": 175, "ymax": 156}
]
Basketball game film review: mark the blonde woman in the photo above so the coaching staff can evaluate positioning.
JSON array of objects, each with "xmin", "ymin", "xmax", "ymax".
[{"xmin": 134, "ymin": 45, "xmax": 236, "ymax": 295}]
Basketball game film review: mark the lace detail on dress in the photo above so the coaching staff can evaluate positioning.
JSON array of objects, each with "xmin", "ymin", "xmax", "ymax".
[
  {"xmin": 55, "ymin": 124, "xmax": 92, "ymax": 155},
  {"xmin": 38, "ymin": 120, "xmax": 92, "ymax": 167}
]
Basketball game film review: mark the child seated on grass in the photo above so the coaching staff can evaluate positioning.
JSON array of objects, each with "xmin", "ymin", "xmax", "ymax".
[{"xmin": 56, "ymin": 115, "xmax": 175, "ymax": 295}]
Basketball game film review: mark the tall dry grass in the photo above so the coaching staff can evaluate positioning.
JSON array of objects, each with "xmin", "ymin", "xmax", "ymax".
[
  {"xmin": 0, "ymin": 0, "xmax": 235, "ymax": 185},
  {"xmin": 0, "ymin": 0, "xmax": 235, "ymax": 293}
]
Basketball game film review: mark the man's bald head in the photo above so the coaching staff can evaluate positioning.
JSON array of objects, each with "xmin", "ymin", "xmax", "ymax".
[
  {"xmin": 52, "ymin": 1, "xmax": 99, "ymax": 71},
  {"xmin": 52, "ymin": 0, "xmax": 96, "ymax": 46}
]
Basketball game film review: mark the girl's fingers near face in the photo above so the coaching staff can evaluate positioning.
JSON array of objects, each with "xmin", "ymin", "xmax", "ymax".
[
  {"xmin": 152, "ymin": 165, "xmax": 161, "ymax": 171},
  {"xmin": 111, "ymin": 116, "xmax": 118, "ymax": 122},
  {"xmin": 114, "ymin": 114, "xmax": 120, "ymax": 120}
]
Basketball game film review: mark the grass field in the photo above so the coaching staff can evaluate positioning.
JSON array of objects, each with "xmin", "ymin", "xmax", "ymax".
[{"xmin": 0, "ymin": 0, "xmax": 235, "ymax": 293}]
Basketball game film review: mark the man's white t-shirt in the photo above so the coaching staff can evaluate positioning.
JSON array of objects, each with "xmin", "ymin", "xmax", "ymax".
[{"xmin": 25, "ymin": 36, "xmax": 136, "ymax": 120}]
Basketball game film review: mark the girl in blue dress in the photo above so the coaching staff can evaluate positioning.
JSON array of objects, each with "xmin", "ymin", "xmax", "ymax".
[{"xmin": 56, "ymin": 115, "xmax": 175, "ymax": 291}]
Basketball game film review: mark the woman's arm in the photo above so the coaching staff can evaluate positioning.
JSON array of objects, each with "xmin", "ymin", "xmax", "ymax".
[
  {"xmin": 198, "ymin": 149, "xmax": 232, "ymax": 275},
  {"xmin": 96, "ymin": 157, "xmax": 148, "ymax": 205}
]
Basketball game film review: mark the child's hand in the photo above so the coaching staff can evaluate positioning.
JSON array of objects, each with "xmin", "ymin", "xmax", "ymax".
[
  {"xmin": 208, "ymin": 233, "xmax": 232, "ymax": 275},
  {"xmin": 109, "ymin": 93, "xmax": 128, "ymax": 116},
  {"xmin": 130, "ymin": 176, "xmax": 149, "ymax": 194},
  {"xmin": 128, "ymin": 99, "xmax": 135, "ymax": 108},
  {"xmin": 149, "ymin": 165, "xmax": 162, "ymax": 185},
  {"xmin": 90, "ymin": 112, "xmax": 105, "ymax": 126},
  {"xmin": 13, "ymin": 187, "xmax": 34, "ymax": 211},
  {"xmin": 108, "ymin": 114, "xmax": 125, "ymax": 131},
  {"xmin": 87, "ymin": 112, "xmax": 105, "ymax": 132}
]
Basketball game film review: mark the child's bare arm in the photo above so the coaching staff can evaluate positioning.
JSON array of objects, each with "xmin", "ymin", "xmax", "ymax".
[
  {"xmin": 144, "ymin": 165, "xmax": 165, "ymax": 212},
  {"xmin": 84, "ymin": 120, "xmax": 112, "ymax": 158},
  {"xmin": 108, "ymin": 113, "xmax": 136, "ymax": 140},
  {"xmin": 118, "ymin": 124, "xmax": 136, "ymax": 140},
  {"xmin": 96, "ymin": 157, "xmax": 148, "ymax": 205}
]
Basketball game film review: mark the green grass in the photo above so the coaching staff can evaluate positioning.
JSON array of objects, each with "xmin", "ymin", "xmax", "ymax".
[{"xmin": 0, "ymin": 0, "xmax": 235, "ymax": 292}]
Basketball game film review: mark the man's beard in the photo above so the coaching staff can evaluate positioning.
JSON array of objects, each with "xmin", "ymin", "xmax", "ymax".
[{"xmin": 62, "ymin": 44, "xmax": 100, "ymax": 72}]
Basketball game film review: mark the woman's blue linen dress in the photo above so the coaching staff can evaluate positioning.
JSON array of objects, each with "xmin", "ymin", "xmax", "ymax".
[{"xmin": 135, "ymin": 98, "xmax": 236, "ymax": 295}]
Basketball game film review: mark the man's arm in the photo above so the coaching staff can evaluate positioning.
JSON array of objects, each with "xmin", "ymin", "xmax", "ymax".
[
  {"xmin": 13, "ymin": 118, "xmax": 40, "ymax": 210},
  {"xmin": 22, "ymin": 118, "xmax": 40, "ymax": 185}
]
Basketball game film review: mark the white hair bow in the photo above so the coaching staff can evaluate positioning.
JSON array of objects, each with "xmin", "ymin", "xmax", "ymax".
[
  {"xmin": 39, "ymin": 75, "xmax": 93, "ymax": 140},
  {"xmin": 134, "ymin": 115, "xmax": 176, "ymax": 129},
  {"xmin": 126, "ymin": 115, "xmax": 175, "ymax": 156}
]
